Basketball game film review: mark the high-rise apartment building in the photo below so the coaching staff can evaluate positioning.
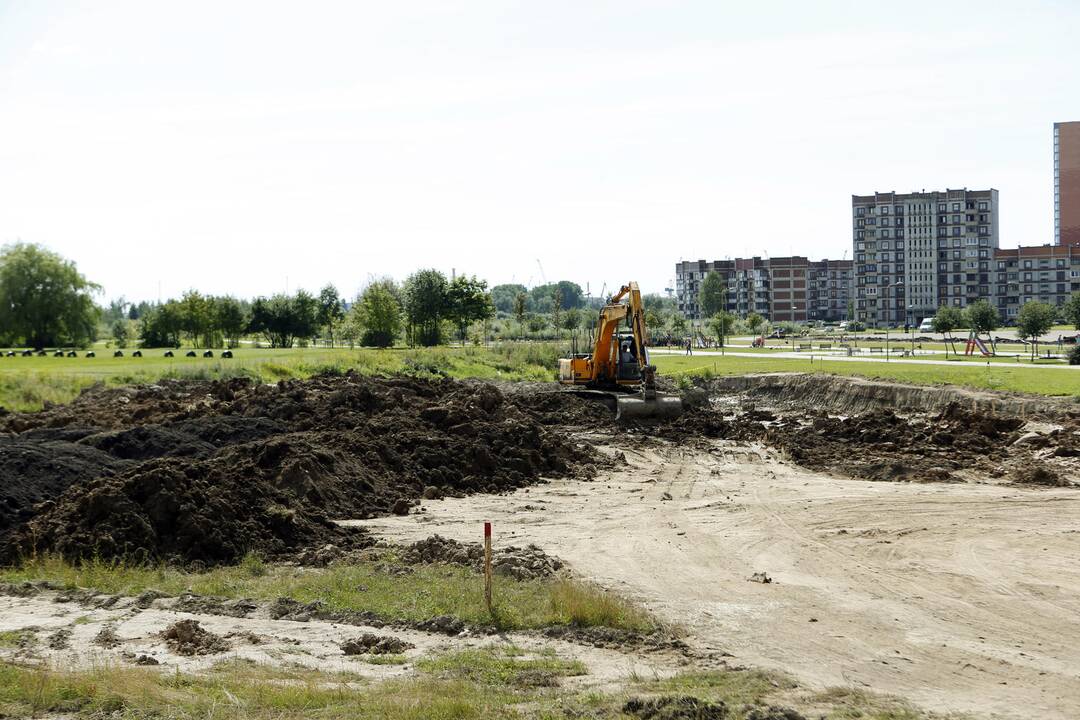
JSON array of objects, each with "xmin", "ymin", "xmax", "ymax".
[
  {"xmin": 1055, "ymin": 121, "xmax": 1080, "ymax": 246},
  {"xmin": 852, "ymin": 189, "xmax": 998, "ymax": 326}
]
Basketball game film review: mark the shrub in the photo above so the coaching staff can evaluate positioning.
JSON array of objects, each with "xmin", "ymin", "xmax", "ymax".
[{"xmin": 1068, "ymin": 344, "xmax": 1080, "ymax": 366}]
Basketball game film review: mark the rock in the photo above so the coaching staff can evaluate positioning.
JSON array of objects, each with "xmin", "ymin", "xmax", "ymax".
[
  {"xmin": 1013, "ymin": 431, "xmax": 1049, "ymax": 448},
  {"xmin": 660, "ymin": 492, "xmax": 673, "ymax": 501},
  {"xmin": 391, "ymin": 498, "xmax": 411, "ymax": 516},
  {"xmin": 415, "ymin": 615, "xmax": 465, "ymax": 635},
  {"xmin": 422, "ymin": 486, "xmax": 442, "ymax": 500},
  {"xmin": 748, "ymin": 572, "xmax": 772, "ymax": 584}
]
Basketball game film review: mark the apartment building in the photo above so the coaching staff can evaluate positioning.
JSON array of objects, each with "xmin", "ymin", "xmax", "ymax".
[
  {"xmin": 852, "ymin": 189, "xmax": 999, "ymax": 326},
  {"xmin": 992, "ymin": 244, "xmax": 1080, "ymax": 320},
  {"xmin": 674, "ymin": 256, "xmax": 850, "ymax": 322},
  {"xmin": 1055, "ymin": 121, "xmax": 1080, "ymax": 246},
  {"xmin": 807, "ymin": 259, "xmax": 853, "ymax": 323}
]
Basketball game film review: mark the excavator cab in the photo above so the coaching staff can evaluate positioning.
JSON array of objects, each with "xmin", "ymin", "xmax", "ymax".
[{"xmin": 557, "ymin": 282, "xmax": 682, "ymax": 421}]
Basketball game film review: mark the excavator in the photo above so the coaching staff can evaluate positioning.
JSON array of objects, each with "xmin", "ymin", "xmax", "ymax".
[{"xmin": 558, "ymin": 282, "xmax": 683, "ymax": 421}]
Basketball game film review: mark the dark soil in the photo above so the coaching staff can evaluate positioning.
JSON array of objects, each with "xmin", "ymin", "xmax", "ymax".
[
  {"xmin": 0, "ymin": 374, "xmax": 600, "ymax": 566},
  {"xmin": 764, "ymin": 403, "xmax": 1034, "ymax": 483},
  {"xmin": 400, "ymin": 534, "xmax": 565, "ymax": 580}
]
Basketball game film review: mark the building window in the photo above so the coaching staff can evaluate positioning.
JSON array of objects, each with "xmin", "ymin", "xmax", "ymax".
[
  {"xmin": 978, "ymin": 201, "xmax": 988, "ymax": 211},
  {"xmin": 952, "ymin": 203, "xmax": 961, "ymax": 211}
]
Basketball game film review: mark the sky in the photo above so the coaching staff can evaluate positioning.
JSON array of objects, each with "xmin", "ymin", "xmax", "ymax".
[{"xmin": 2, "ymin": 1, "xmax": 1079, "ymax": 304}]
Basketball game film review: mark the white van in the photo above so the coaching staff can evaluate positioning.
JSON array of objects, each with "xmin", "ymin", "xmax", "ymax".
[{"xmin": 918, "ymin": 317, "xmax": 935, "ymax": 333}]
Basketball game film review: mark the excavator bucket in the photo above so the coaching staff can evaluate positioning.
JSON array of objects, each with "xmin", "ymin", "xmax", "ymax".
[{"xmin": 615, "ymin": 392, "xmax": 683, "ymax": 422}]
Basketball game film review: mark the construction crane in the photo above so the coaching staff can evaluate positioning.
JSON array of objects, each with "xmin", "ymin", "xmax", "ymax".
[{"xmin": 558, "ymin": 281, "xmax": 682, "ymax": 421}]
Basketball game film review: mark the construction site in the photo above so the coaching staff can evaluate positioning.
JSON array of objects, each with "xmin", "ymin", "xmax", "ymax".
[{"xmin": 0, "ymin": 346, "xmax": 1078, "ymax": 718}]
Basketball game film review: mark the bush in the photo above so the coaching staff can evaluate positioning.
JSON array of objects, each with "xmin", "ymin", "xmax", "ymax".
[{"xmin": 1069, "ymin": 344, "xmax": 1080, "ymax": 366}]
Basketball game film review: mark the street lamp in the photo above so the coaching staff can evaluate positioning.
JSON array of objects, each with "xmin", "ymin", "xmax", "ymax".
[
  {"xmin": 884, "ymin": 280, "xmax": 904, "ymax": 362},
  {"xmin": 907, "ymin": 303, "xmax": 915, "ymax": 354}
]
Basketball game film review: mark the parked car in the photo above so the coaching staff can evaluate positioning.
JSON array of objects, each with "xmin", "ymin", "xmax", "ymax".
[{"xmin": 918, "ymin": 318, "xmax": 935, "ymax": 333}]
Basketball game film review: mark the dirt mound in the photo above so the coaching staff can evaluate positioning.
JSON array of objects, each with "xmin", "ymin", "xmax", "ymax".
[
  {"xmin": 401, "ymin": 534, "xmax": 564, "ymax": 580},
  {"xmin": 0, "ymin": 374, "xmax": 599, "ymax": 566},
  {"xmin": 161, "ymin": 619, "xmax": 229, "ymax": 655},
  {"xmin": 0, "ymin": 437, "xmax": 127, "ymax": 532},
  {"xmin": 622, "ymin": 695, "xmax": 727, "ymax": 719},
  {"xmin": 340, "ymin": 633, "xmax": 413, "ymax": 655},
  {"xmin": 1011, "ymin": 462, "xmax": 1071, "ymax": 487},
  {"xmin": 764, "ymin": 405, "xmax": 1034, "ymax": 483}
]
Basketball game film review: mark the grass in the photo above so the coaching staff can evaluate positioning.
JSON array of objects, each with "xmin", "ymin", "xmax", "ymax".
[
  {"xmin": 0, "ymin": 656, "xmax": 943, "ymax": 720},
  {"xmin": 0, "ymin": 553, "xmax": 659, "ymax": 634},
  {"xmin": 0, "ymin": 344, "xmax": 566, "ymax": 411},
  {"xmin": 653, "ymin": 352, "xmax": 1080, "ymax": 397}
]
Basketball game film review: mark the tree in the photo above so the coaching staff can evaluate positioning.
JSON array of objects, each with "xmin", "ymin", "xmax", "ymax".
[
  {"xmin": 247, "ymin": 292, "xmax": 318, "ymax": 348},
  {"xmin": 698, "ymin": 271, "xmax": 726, "ymax": 318},
  {"xmin": 644, "ymin": 309, "xmax": 664, "ymax": 340},
  {"xmin": 1064, "ymin": 292, "xmax": 1080, "ymax": 331},
  {"xmin": 561, "ymin": 307, "xmax": 582, "ymax": 343},
  {"xmin": 215, "ymin": 296, "xmax": 248, "ymax": 348},
  {"xmin": 139, "ymin": 301, "xmax": 182, "ymax": 348},
  {"xmin": 446, "ymin": 275, "xmax": 494, "ymax": 345},
  {"xmin": 111, "ymin": 319, "xmax": 129, "ymax": 348},
  {"xmin": 491, "ymin": 283, "xmax": 528, "ymax": 315},
  {"xmin": 551, "ymin": 287, "xmax": 564, "ymax": 337},
  {"xmin": 931, "ymin": 305, "xmax": 964, "ymax": 357},
  {"xmin": 513, "ymin": 292, "xmax": 528, "ymax": 340},
  {"xmin": 356, "ymin": 279, "xmax": 403, "ymax": 347},
  {"xmin": 178, "ymin": 290, "xmax": 211, "ymax": 347},
  {"xmin": 0, "ymin": 242, "xmax": 101, "ymax": 348},
  {"xmin": 964, "ymin": 300, "xmax": 999, "ymax": 340},
  {"xmin": 403, "ymin": 269, "xmax": 448, "ymax": 346},
  {"xmin": 670, "ymin": 313, "xmax": 688, "ymax": 338},
  {"xmin": 528, "ymin": 281, "xmax": 583, "ymax": 313},
  {"xmin": 708, "ymin": 311, "xmax": 735, "ymax": 347},
  {"xmin": 1016, "ymin": 300, "xmax": 1056, "ymax": 361},
  {"xmin": 317, "ymin": 284, "xmax": 345, "ymax": 347},
  {"xmin": 745, "ymin": 312, "xmax": 765, "ymax": 337}
]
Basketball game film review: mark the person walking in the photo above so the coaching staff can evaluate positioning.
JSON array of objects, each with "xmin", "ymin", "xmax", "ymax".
[{"xmin": 685, "ymin": 337, "xmax": 693, "ymax": 356}]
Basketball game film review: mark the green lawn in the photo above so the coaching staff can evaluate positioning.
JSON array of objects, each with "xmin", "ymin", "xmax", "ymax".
[
  {"xmin": 653, "ymin": 352, "xmax": 1080, "ymax": 397},
  {"xmin": 0, "ymin": 344, "xmax": 562, "ymax": 411}
]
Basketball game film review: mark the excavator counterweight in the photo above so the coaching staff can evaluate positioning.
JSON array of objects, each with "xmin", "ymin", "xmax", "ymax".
[{"xmin": 557, "ymin": 282, "xmax": 682, "ymax": 421}]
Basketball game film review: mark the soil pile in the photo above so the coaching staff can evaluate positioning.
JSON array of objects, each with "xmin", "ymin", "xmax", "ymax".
[
  {"xmin": 401, "ymin": 534, "xmax": 565, "ymax": 580},
  {"xmin": 765, "ymin": 403, "xmax": 1049, "ymax": 482},
  {"xmin": 161, "ymin": 619, "xmax": 229, "ymax": 655},
  {"xmin": 0, "ymin": 374, "xmax": 599, "ymax": 566}
]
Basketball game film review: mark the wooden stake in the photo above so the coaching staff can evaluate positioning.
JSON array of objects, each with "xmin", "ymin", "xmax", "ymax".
[{"xmin": 483, "ymin": 521, "xmax": 493, "ymax": 616}]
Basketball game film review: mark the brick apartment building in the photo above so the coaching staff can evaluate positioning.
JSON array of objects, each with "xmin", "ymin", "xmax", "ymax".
[
  {"xmin": 992, "ymin": 243, "xmax": 1080, "ymax": 321},
  {"xmin": 674, "ymin": 257, "xmax": 851, "ymax": 322}
]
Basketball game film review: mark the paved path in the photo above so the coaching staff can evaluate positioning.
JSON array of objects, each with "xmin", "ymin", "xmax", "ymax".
[{"xmin": 653, "ymin": 347, "xmax": 1080, "ymax": 371}]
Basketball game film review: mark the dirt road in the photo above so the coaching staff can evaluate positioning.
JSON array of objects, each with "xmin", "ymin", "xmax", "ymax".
[{"xmin": 354, "ymin": 436, "xmax": 1080, "ymax": 719}]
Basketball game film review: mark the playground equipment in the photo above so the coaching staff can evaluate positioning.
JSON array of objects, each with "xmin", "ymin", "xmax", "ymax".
[{"xmin": 964, "ymin": 332, "xmax": 993, "ymax": 357}]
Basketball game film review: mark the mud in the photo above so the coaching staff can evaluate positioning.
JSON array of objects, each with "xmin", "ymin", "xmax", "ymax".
[{"xmin": 0, "ymin": 374, "xmax": 600, "ymax": 565}]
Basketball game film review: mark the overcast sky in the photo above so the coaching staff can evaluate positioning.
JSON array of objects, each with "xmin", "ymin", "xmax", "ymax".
[{"xmin": 2, "ymin": 1, "xmax": 1079, "ymax": 304}]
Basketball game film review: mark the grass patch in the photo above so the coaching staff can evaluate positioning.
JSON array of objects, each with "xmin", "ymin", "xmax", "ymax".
[
  {"xmin": 0, "ymin": 629, "xmax": 35, "ymax": 648},
  {"xmin": 653, "ymin": 352, "xmax": 1080, "ymax": 397},
  {"xmin": 0, "ymin": 553, "xmax": 659, "ymax": 634},
  {"xmin": 417, "ymin": 645, "xmax": 587, "ymax": 688}
]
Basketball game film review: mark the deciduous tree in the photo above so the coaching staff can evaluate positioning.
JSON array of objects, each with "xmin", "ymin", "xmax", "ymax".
[
  {"xmin": 698, "ymin": 271, "xmax": 726, "ymax": 318},
  {"xmin": 0, "ymin": 242, "xmax": 100, "ymax": 348},
  {"xmin": 446, "ymin": 275, "xmax": 494, "ymax": 345},
  {"xmin": 404, "ymin": 269, "xmax": 448, "ymax": 346},
  {"xmin": 1017, "ymin": 300, "xmax": 1056, "ymax": 361},
  {"xmin": 356, "ymin": 279, "xmax": 403, "ymax": 347},
  {"xmin": 932, "ymin": 305, "xmax": 964, "ymax": 357}
]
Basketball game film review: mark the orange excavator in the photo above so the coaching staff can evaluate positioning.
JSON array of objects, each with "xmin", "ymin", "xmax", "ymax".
[{"xmin": 558, "ymin": 281, "xmax": 683, "ymax": 421}]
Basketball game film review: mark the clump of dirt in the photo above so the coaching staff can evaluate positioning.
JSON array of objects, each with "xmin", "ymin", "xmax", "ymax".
[
  {"xmin": 401, "ymin": 534, "xmax": 564, "ymax": 580},
  {"xmin": 340, "ymin": 633, "xmax": 413, "ymax": 655},
  {"xmin": 93, "ymin": 624, "xmax": 121, "ymax": 648},
  {"xmin": 0, "ymin": 374, "xmax": 600, "ymax": 566},
  {"xmin": 47, "ymin": 627, "xmax": 72, "ymax": 650},
  {"xmin": 622, "ymin": 695, "xmax": 727, "ymax": 719},
  {"xmin": 161, "ymin": 619, "xmax": 229, "ymax": 656}
]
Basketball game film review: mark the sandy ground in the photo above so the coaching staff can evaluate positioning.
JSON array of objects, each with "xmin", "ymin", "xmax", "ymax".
[
  {"xmin": 354, "ymin": 436, "xmax": 1080, "ymax": 720},
  {"xmin": 0, "ymin": 592, "xmax": 676, "ymax": 690}
]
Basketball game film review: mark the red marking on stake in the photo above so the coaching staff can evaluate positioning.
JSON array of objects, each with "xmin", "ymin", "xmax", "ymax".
[{"xmin": 484, "ymin": 521, "xmax": 491, "ymax": 537}]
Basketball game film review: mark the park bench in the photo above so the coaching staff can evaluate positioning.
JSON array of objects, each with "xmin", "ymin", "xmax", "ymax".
[{"xmin": 818, "ymin": 343, "xmax": 832, "ymax": 350}]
